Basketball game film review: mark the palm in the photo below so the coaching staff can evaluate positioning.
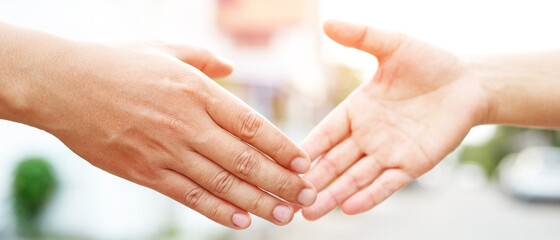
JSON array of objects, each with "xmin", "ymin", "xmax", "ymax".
[
  {"xmin": 349, "ymin": 40, "xmax": 480, "ymax": 177},
  {"xmin": 301, "ymin": 20, "xmax": 487, "ymax": 220}
]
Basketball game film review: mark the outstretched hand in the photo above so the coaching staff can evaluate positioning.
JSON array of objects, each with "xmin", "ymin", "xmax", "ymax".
[
  {"xmin": 0, "ymin": 22, "xmax": 317, "ymax": 229},
  {"xmin": 301, "ymin": 20, "xmax": 489, "ymax": 220}
]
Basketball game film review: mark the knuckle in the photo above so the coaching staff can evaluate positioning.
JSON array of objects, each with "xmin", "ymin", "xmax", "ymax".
[
  {"xmin": 210, "ymin": 171, "xmax": 236, "ymax": 195},
  {"xmin": 276, "ymin": 175, "xmax": 298, "ymax": 196},
  {"xmin": 209, "ymin": 202, "xmax": 226, "ymax": 220},
  {"xmin": 383, "ymin": 171, "xmax": 412, "ymax": 194},
  {"xmin": 355, "ymin": 25, "xmax": 369, "ymax": 50},
  {"xmin": 319, "ymin": 130, "xmax": 336, "ymax": 149},
  {"xmin": 413, "ymin": 151, "xmax": 435, "ymax": 174},
  {"xmin": 183, "ymin": 187, "xmax": 205, "ymax": 208},
  {"xmin": 249, "ymin": 194, "xmax": 267, "ymax": 212},
  {"xmin": 381, "ymin": 180, "xmax": 400, "ymax": 194},
  {"xmin": 195, "ymin": 48, "xmax": 212, "ymax": 72},
  {"xmin": 345, "ymin": 173, "xmax": 363, "ymax": 192},
  {"xmin": 321, "ymin": 158, "xmax": 339, "ymax": 178},
  {"xmin": 233, "ymin": 149, "xmax": 261, "ymax": 177},
  {"xmin": 237, "ymin": 111, "xmax": 263, "ymax": 141},
  {"xmin": 271, "ymin": 139, "xmax": 290, "ymax": 159},
  {"xmin": 176, "ymin": 81, "xmax": 210, "ymax": 104},
  {"xmin": 326, "ymin": 189, "xmax": 344, "ymax": 206},
  {"xmin": 130, "ymin": 166, "xmax": 161, "ymax": 187},
  {"xmin": 162, "ymin": 116, "xmax": 188, "ymax": 133}
]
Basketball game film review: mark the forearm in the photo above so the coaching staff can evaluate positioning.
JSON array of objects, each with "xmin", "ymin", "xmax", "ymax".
[
  {"xmin": 0, "ymin": 22, "xmax": 75, "ymax": 128},
  {"xmin": 467, "ymin": 51, "xmax": 560, "ymax": 128}
]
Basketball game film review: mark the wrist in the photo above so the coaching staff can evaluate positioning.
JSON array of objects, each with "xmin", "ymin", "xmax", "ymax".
[
  {"xmin": 0, "ymin": 23, "xmax": 79, "ymax": 129},
  {"xmin": 459, "ymin": 55, "xmax": 496, "ymax": 127},
  {"xmin": 0, "ymin": 25, "xmax": 36, "ymax": 123}
]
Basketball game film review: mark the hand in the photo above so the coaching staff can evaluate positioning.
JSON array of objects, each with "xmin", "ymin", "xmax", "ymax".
[
  {"xmin": 3, "ymin": 29, "xmax": 317, "ymax": 229},
  {"xmin": 301, "ymin": 20, "xmax": 489, "ymax": 220}
]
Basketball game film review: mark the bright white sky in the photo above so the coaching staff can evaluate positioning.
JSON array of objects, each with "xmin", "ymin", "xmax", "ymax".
[{"xmin": 320, "ymin": 0, "xmax": 560, "ymax": 71}]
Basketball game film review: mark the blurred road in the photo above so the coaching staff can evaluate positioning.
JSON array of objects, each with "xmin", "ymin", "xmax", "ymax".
[{"xmin": 224, "ymin": 184, "xmax": 560, "ymax": 240}]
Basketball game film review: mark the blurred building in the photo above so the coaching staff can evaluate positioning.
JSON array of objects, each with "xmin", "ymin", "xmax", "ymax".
[{"xmin": 214, "ymin": 0, "xmax": 331, "ymax": 139}]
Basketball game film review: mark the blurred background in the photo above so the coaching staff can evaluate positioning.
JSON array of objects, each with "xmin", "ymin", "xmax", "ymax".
[{"xmin": 1, "ymin": 0, "xmax": 560, "ymax": 239}]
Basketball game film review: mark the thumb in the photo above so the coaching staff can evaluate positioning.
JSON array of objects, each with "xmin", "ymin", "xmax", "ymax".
[
  {"xmin": 155, "ymin": 42, "xmax": 234, "ymax": 79},
  {"xmin": 323, "ymin": 19, "xmax": 406, "ymax": 61}
]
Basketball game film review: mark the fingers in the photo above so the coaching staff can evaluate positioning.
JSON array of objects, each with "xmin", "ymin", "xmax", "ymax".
[
  {"xmin": 170, "ymin": 150, "xmax": 296, "ymax": 225},
  {"xmin": 300, "ymin": 106, "xmax": 350, "ymax": 161},
  {"xmin": 341, "ymin": 169, "xmax": 413, "ymax": 215},
  {"xmin": 155, "ymin": 170, "xmax": 251, "ymax": 229},
  {"xmin": 323, "ymin": 19, "xmax": 406, "ymax": 61},
  {"xmin": 205, "ymin": 86, "xmax": 312, "ymax": 174},
  {"xmin": 302, "ymin": 155, "xmax": 383, "ymax": 221},
  {"xmin": 303, "ymin": 137, "xmax": 363, "ymax": 191},
  {"xmin": 191, "ymin": 124, "xmax": 317, "ymax": 208},
  {"xmin": 155, "ymin": 42, "xmax": 234, "ymax": 79}
]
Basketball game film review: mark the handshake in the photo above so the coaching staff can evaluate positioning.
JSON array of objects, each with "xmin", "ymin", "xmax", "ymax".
[{"xmin": 2, "ymin": 20, "xmax": 559, "ymax": 230}]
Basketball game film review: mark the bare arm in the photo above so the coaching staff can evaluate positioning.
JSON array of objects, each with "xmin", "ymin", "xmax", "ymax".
[{"xmin": 470, "ymin": 51, "xmax": 560, "ymax": 127}]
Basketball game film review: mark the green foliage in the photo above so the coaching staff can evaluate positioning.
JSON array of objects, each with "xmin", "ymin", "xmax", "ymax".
[
  {"xmin": 12, "ymin": 157, "xmax": 57, "ymax": 237},
  {"xmin": 459, "ymin": 126, "xmax": 560, "ymax": 178},
  {"xmin": 459, "ymin": 126, "xmax": 519, "ymax": 177},
  {"xmin": 553, "ymin": 132, "xmax": 560, "ymax": 147}
]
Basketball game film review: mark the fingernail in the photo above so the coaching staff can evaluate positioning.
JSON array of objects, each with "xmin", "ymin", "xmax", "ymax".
[
  {"xmin": 232, "ymin": 213, "xmax": 250, "ymax": 228},
  {"xmin": 291, "ymin": 157, "xmax": 310, "ymax": 173},
  {"xmin": 272, "ymin": 205, "xmax": 293, "ymax": 224},
  {"xmin": 298, "ymin": 188, "xmax": 317, "ymax": 206}
]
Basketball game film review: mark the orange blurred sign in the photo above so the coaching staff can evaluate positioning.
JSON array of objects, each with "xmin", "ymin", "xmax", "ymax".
[{"xmin": 217, "ymin": 0, "xmax": 306, "ymax": 34}]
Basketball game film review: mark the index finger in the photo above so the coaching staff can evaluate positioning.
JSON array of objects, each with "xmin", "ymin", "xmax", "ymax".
[
  {"xmin": 205, "ymin": 83, "xmax": 311, "ymax": 174},
  {"xmin": 300, "ymin": 105, "xmax": 350, "ymax": 161}
]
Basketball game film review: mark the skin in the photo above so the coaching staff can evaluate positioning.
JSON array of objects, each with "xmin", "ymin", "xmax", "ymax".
[
  {"xmin": 0, "ymin": 22, "xmax": 317, "ymax": 229},
  {"xmin": 301, "ymin": 20, "xmax": 560, "ymax": 220}
]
